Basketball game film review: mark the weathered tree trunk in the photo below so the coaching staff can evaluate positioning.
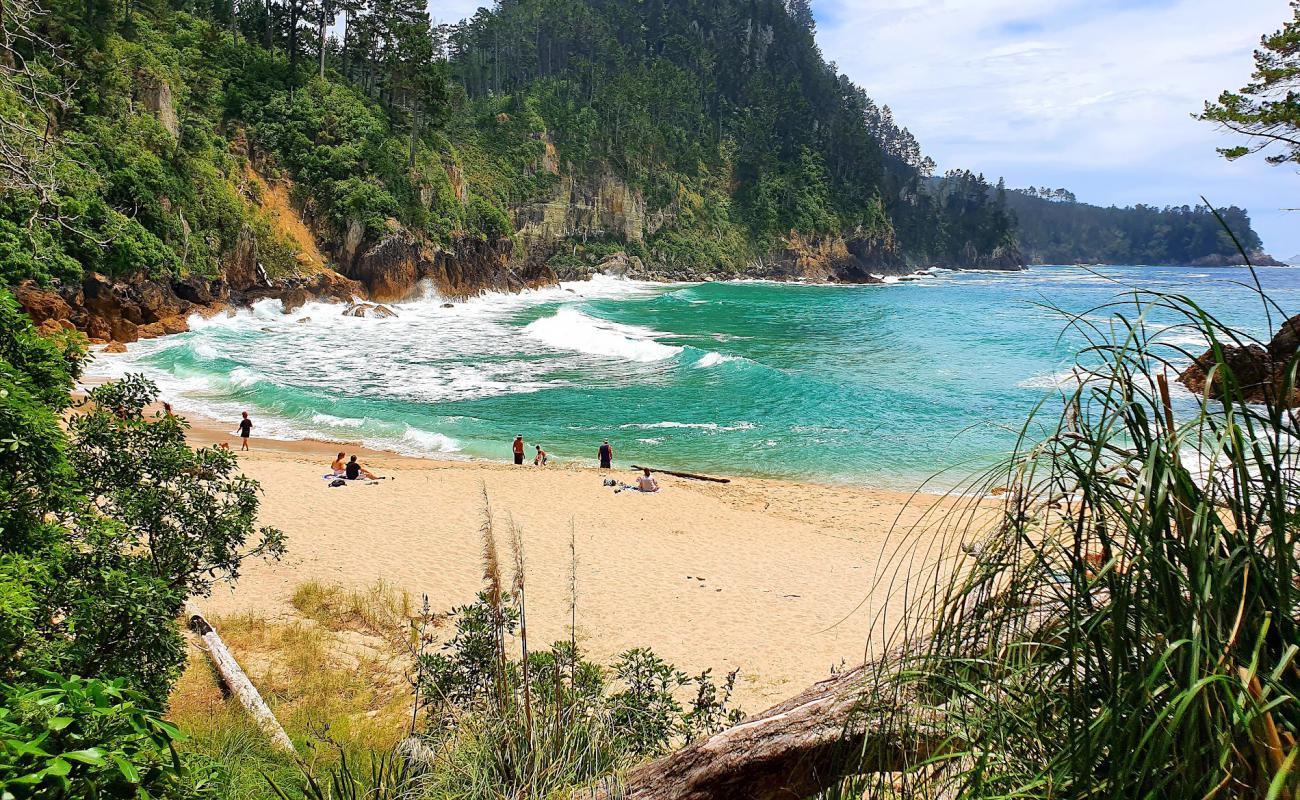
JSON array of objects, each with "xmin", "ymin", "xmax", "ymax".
[
  {"xmin": 189, "ymin": 613, "xmax": 296, "ymax": 754},
  {"xmin": 579, "ymin": 665, "xmax": 935, "ymax": 800},
  {"xmin": 631, "ymin": 465, "xmax": 731, "ymax": 484}
]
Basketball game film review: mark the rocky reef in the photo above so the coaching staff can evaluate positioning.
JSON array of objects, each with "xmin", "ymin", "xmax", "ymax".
[
  {"xmin": 1178, "ymin": 314, "xmax": 1300, "ymax": 407},
  {"xmin": 13, "ymin": 267, "xmax": 363, "ymax": 345}
]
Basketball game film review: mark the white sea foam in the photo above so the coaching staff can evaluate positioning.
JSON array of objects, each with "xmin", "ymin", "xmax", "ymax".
[
  {"xmin": 228, "ymin": 367, "xmax": 265, "ymax": 388},
  {"xmin": 397, "ymin": 426, "xmax": 462, "ymax": 454},
  {"xmin": 1017, "ymin": 369, "xmax": 1089, "ymax": 390},
  {"xmin": 310, "ymin": 412, "xmax": 366, "ymax": 428},
  {"xmin": 694, "ymin": 351, "xmax": 739, "ymax": 368},
  {"xmin": 620, "ymin": 421, "xmax": 755, "ymax": 431},
  {"xmin": 637, "ymin": 437, "xmax": 664, "ymax": 444},
  {"xmin": 523, "ymin": 308, "xmax": 682, "ymax": 362}
]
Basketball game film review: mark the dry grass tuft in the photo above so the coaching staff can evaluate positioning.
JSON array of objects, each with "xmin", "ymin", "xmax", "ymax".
[{"xmin": 291, "ymin": 579, "xmax": 418, "ymax": 649}]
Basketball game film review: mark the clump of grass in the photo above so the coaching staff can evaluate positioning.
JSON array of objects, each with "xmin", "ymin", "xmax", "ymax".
[
  {"xmin": 169, "ymin": 600, "xmax": 417, "ymax": 796},
  {"xmin": 292, "ymin": 579, "xmax": 417, "ymax": 648},
  {"xmin": 834, "ymin": 281, "xmax": 1300, "ymax": 798}
]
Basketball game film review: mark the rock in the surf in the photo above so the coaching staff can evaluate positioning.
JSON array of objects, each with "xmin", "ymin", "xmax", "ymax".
[
  {"xmin": 342, "ymin": 302, "xmax": 399, "ymax": 319},
  {"xmin": 1178, "ymin": 313, "xmax": 1300, "ymax": 406}
]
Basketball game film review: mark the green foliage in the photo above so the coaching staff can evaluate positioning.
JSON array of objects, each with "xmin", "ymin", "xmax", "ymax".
[
  {"xmin": 1007, "ymin": 190, "xmax": 1266, "ymax": 265},
  {"xmin": 1201, "ymin": 1, "xmax": 1300, "ymax": 166},
  {"xmin": 0, "ymin": 673, "xmax": 198, "ymax": 799},
  {"xmin": 0, "ymin": 287, "xmax": 283, "ymax": 797}
]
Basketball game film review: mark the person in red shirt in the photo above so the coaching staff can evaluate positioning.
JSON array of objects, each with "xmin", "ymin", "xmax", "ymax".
[{"xmin": 512, "ymin": 435, "xmax": 525, "ymax": 465}]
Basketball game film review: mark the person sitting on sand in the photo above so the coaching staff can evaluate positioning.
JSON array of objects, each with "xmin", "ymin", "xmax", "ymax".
[
  {"xmin": 534, "ymin": 444, "xmax": 548, "ymax": 466},
  {"xmin": 331, "ymin": 452, "xmax": 347, "ymax": 477},
  {"xmin": 345, "ymin": 455, "xmax": 379, "ymax": 481},
  {"xmin": 635, "ymin": 468, "xmax": 659, "ymax": 493}
]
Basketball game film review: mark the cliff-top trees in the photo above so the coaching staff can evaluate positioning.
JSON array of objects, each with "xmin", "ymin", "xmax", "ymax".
[{"xmin": 1201, "ymin": 1, "xmax": 1300, "ymax": 166}]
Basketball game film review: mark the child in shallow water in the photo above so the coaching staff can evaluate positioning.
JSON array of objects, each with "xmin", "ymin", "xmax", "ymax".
[{"xmin": 534, "ymin": 445, "xmax": 548, "ymax": 466}]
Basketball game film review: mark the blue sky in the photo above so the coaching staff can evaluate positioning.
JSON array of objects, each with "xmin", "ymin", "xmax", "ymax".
[{"xmin": 429, "ymin": 1, "xmax": 1298, "ymax": 257}]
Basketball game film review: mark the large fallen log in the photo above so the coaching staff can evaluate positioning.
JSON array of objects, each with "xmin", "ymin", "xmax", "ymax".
[
  {"xmin": 188, "ymin": 612, "xmax": 296, "ymax": 754},
  {"xmin": 630, "ymin": 465, "xmax": 731, "ymax": 484},
  {"xmin": 582, "ymin": 663, "xmax": 936, "ymax": 800}
]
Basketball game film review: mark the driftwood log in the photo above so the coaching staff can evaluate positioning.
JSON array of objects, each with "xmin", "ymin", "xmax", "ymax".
[
  {"xmin": 188, "ymin": 613, "xmax": 296, "ymax": 754},
  {"xmin": 631, "ymin": 465, "xmax": 731, "ymax": 484},
  {"xmin": 582, "ymin": 664, "xmax": 935, "ymax": 800}
]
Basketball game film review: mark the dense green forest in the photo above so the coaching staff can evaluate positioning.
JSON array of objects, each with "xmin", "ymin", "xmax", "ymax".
[
  {"xmin": 1004, "ymin": 189, "xmax": 1269, "ymax": 266},
  {"xmin": 0, "ymin": 0, "xmax": 1025, "ymax": 292}
]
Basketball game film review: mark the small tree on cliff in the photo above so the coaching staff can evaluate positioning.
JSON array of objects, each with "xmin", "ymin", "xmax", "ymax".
[{"xmin": 1200, "ymin": 1, "xmax": 1300, "ymax": 166}]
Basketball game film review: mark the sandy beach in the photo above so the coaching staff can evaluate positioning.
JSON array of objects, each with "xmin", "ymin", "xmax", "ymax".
[{"xmin": 172, "ymin": 413, "xmax": 974, "ymax": 710}]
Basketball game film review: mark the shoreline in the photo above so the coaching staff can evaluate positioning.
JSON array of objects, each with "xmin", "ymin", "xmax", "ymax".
[{"xmin": 129, "ymin": 397, "xmax": 973, "ymax": 709}]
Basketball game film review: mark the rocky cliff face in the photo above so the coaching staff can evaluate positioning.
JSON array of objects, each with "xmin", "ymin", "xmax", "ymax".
[
  {"xmin": 337, "ymin": 226, "xmax": 555, "ymax": 303},
  {"xmin": 13, "ymin": 265, "xmax": 363, "ymax": 345},
  {"xmin": 512, "ymin": 172, "xmax": 675, "ymax": 255},
  {"xmin": 953, "ymin": 241, "xmax": 1026, "ymax": 271}
]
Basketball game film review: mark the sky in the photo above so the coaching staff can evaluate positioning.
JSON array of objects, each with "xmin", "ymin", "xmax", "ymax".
[{"xmin": 429, "ymin": 0, "xmax": 1298, "ymax": 258}]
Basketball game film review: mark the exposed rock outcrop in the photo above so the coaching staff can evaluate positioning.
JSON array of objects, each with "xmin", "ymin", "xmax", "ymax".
[
  {"xmin": 1187, "ymin": 250, "xmax": 1287, "ymax": 268},
  {"xmin": 12, "ymin": 267, "xmax": 362, "ymax": 345},
  {"xmin": 138, "ymin": 74, "xmax": 180, "ymax": 138},
  {"xmin": 955, "ymin": 240, "xmax": 1026, "ymax": 271},
  {"xmin": 226, "ymin": 224, "xmax": 262, "ymax": 291},
  {"xmin": 1179, "ymin": 314, "xmax": 1300, "ymax": 407},
  {"xmin": 513, "ymin": 173, "xmax": 672, "ymax": 250},
  {"xmin": 744, "ymin": 231, "xmax": 907, "ymax": 283},
  {"xmin": 342, "ymin": 302, "xmax": 398, "ymax": 319}
]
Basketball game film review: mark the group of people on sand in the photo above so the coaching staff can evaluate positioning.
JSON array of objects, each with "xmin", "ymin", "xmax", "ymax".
[
  {"xmin": 330, "ymin": 452, "xmax": 382, "ymax": 481},
  {"xmin": 510, "ymin": 435, "xmax": 659, "ymax": 492}
]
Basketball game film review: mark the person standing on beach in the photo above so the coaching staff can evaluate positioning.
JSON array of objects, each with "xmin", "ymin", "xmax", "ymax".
[
  {"xmin": 598, "ymin": 439, "xmax": 613, "ymax": 469},
  {"xmin": 513, "ymin": 435, "xmax": 525, "ymax": 465},
  {"xmin": 238, "ymin": 412, "xmax": 253, "ymax": 451}
]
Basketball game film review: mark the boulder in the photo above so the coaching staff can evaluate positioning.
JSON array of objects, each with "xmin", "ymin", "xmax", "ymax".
[
  {"xmin": 37, "ymin": 319, "xmax": 64, "ymax": 337},
  {"xmin": 342, "ymin": 302, "xmax": 399, "ymax": 319},
  {"xmin": 597, "ymin": 252, "xmax": 645, "ymax": 278},
  {"xmin": 137, "ymin": 315, "xmax": 191, "ymax": 340},
  {"xmin": 1267, "ymin": 313, "xmax": 1300, "ymax": 363},
  {"xmin": 194, "ymin": 302, "xmax": 234, "ymax": 320},
  {"xmin": 305, "ymin": 269, "xmax": 363, "ymax": 303},
  {"xmin": 296, "ymin": 317, "xmax": 312, "ymax": 324},
  {"xmin": 346, "ymin": 231, "xmax": 421, "ymax": 302},
  {"xmin": 103, "ymin": 341, "xmax": 129, "ymax": 354},
  {"xmin": 172, "ymin": 274, "xmax": 215, "ymax": 305},
  {"xmin": 276, "ymin": 287, "xmax": 312, "ymax": 314},
  {"xmin": 134, "ymin": 279, "xmax": 188, "ymax": 320},
  {"xmin": 1178, "ymin": 343, "xmax": 1272, "ymax": 403},
  {"xmin": 12, "ymin": 282, "xmax": 73, "ymax": 325}
]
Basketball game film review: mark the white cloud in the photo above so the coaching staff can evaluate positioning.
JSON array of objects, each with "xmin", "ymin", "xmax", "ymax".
[
  {"xmin": 815, "ymin": 0, "xmax": 1299, "ymax": 255},
  {"xmin": 419, "ymin": 1, "xmax": 1298, "ymax": 255}
]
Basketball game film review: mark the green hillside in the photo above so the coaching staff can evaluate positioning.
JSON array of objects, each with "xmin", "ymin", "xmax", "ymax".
[{"xmin": 0, "ymin": 0, "xmax": 1022, "ymax": 292}]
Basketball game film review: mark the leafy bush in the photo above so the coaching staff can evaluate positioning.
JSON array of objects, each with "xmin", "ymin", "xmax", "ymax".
[{"xmin": 0, "ymin": 287, "xmax": 284, "ymax": 796}]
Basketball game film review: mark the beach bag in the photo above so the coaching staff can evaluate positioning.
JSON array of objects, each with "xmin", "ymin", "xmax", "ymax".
[{"xmin": 330, "ymin": 479, "xmax": 347, "ymax": 488}]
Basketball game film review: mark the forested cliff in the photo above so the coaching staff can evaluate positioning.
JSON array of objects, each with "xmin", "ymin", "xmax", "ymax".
[
  {"xmin": 1, "ymin": 0, "xmax": 1024, "ymax": 320},
  {"xmin": 1005, "ymin": 188, "xmax": 1278, "ymax": 267}
]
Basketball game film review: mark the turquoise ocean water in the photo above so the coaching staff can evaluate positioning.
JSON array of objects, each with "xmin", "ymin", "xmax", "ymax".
[{"xmin": 86, "ymin": 266, "xmax": 1300, "ymax": 489}]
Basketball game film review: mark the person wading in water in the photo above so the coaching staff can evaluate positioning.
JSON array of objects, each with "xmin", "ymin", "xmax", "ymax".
[
  {"xmin": 598, "ymin": 439, "xmax": 613, "ymax": 469},
  {"xmin": 513, "ymin": 435, "xmax": 525, "ymax": 465}
]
